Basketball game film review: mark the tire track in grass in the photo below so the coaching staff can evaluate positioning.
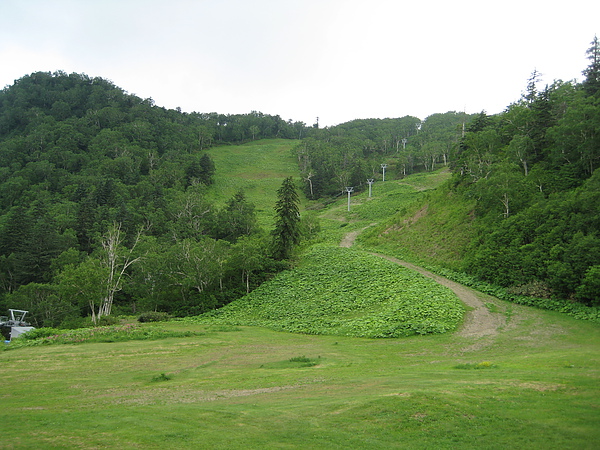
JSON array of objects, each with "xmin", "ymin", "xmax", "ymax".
[{"xmin": 371, "ymin": 254, "xmax": 505, "ymax": 338}]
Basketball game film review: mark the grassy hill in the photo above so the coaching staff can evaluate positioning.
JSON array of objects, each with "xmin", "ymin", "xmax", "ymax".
[
  {"xmin": 189, "ymin": 246, "xmax": 464, "ymax": 338},
  {"xmin": 307, "ymin": 169, "xmax": 455, "ymax": 249},
  {"xmin": 189, "ymin": 167, "xmax": 468, "ymax": 339},
  {"xmin": 357, "ymin": 177, "xmax": 477, "ymax": 270},
  {"xmin": 1, "ymin": 142, "xmax": 599, "ymax": 448},
  {"xmin": 203, "ymin": 138, "xmax": 302, "ymax": 228}
]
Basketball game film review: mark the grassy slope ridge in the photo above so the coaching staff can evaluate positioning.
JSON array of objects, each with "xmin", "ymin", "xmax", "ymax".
[
  {"xmin": 204, "ymin": 138, "xmax": 301, "ymax": 228},
  {"xmin": 191, "ymin": 246, "xmax": 464, "ymax": 338},
  {"xmin": 357, "ymin": 177, "xmax": 476, "ymax": 270}
]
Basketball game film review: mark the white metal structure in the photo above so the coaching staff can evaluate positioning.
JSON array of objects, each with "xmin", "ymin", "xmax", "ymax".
[
  {"xmin": 380, "ymin": 164, "xmax": 387, "ymax": 181},
  {"xmin": 1, "ymin": 309, "xmax": 35, "ymax": 341},
  {"xmin": 345, "ymin": 186, "xmax": 354, "ymax": 211},
  {"xmin": 367, "ymin": 179, "xmax": 374, "ymax": 197}
]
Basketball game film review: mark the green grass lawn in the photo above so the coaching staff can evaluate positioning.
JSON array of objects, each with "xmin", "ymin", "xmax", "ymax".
[
  {"xmin": 204, "ymin": 139, "xmax": 301, "ymax": 228},
  {"xmin": 1, "ymin": 301, "xmax": 599, "ymax": 449}
]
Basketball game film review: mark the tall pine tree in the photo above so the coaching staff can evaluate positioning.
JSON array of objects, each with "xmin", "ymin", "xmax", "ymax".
[
  {"xmin": 583, "ymin": 35, "xmax": 600, "ymax": 96},
  {"xmin": 271, "ymin": 177, "xmax": 301, "ymax": 260}
]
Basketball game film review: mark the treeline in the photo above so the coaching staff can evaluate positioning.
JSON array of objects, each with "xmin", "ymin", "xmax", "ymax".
[
  {"xmin": 451, "ymin": 37, "xmax": 600, "ymax": 305},
  {"xmin": 295, "ymin": 112, "xmax": 474, "ymax": 199},
  {"xmin": 0, "ymin": 71, "xmax": 311, "ymax": 326}
]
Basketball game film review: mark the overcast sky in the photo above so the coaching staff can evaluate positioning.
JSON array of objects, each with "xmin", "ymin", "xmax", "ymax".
[{"xmin": 1, "ymin": 0, "xmax": 598, "ymax": 127}]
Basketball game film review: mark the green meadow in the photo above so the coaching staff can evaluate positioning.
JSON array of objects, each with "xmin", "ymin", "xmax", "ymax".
[
  {"xmin": 203, "ymin": 139, "xmax": 301, "ymax": 228},
  {"xmin": 1, "ymin": 306, "xmax": 599, "ymax": 449},
  {"xmin": 1, "ymin": 141, "xmax": 599, "ymax": 448}
]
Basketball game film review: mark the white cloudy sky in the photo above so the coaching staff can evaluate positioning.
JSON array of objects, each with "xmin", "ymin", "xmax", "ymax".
[{"xmin": 1, "ymin": 0, "xmax": 598, "ymax": 127}]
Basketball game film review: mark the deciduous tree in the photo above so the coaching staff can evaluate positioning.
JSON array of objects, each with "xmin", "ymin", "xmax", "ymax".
[{"xmin": 96, "ymin": 222, "xmax": 143, "ymax": 321}]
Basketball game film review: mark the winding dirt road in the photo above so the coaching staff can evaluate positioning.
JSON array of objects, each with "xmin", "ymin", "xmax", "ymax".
[{"xmin": 340, "ymin": 229, "xmax": 505, "ymax": 338}]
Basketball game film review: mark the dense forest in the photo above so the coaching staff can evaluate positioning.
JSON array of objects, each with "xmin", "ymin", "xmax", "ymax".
[
  {"xmin": 450, "ymin": 38, "xmax": 600, "ymax": 305},
  {"xmin": 294, "ymin": 112, "xmax": 473, "ymax": 198},
  {"xmin": 0, "ymin": 71, "xmax": 312, "ymax": 326},
  {"xmin": 1, "ymin": 37, "xmax": 599, "ymax": 326}
]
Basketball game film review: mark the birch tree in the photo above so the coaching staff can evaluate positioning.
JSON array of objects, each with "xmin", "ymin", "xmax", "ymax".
[
  {"xmin": 96, "ymin": 222, "xmax": 142, "ymax": 320},
  {"xmin": 231, "ymin": 236, "xmax": 264, "ymax": 293},
  {"xmin": 165, "ymin": 237, "xmax": 223, "ymax": 298}
]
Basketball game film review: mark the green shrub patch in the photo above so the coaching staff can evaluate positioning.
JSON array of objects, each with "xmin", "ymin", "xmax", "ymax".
[
  {"xmin": 5, "ymin": 324, "xmax": 199, "ymax": 349},
  {"xmin": 138, "ymin": 311, "xmax": 172, "ymax": 323},
  {"xmin": 190, "ymin": 246, "xmax": 464, "ymax": 338}
]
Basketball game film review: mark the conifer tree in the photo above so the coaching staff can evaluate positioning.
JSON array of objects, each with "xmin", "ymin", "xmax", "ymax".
[
  {"xmin": 583, "ymin": 35, "xmax": 600, "ymax": 96},
  {"xmin": 198, "ymin": 153, "xmax": 216, "ymax": 185},
  {"xmin": 271, "ymin": 177, "xmax": 301, "ymax": 260}
]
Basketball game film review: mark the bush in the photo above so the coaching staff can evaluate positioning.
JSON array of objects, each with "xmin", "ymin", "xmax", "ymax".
[
  {"xmin": 20, "ymin": 327, "xmax": 62, "ymax": 340},
  {"xmin": 138, "ymin": 311, "xmax": 171, "ymax": 323},
  {"xmin": 151, "ymin": 373, "xmax": 172, "ymax": 382},
  {"xmin": 96, "ymin": 316, "xmax": 120, "ymax": 326}
]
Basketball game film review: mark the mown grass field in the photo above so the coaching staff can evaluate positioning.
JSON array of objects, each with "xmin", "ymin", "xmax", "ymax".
[
  {"xmin": 1, "ymin": 147, "xmax": 599, "ymax": 448},
  {"xmin": 1, "ymin": 302, "xmax": 599, "ymax": 449}
]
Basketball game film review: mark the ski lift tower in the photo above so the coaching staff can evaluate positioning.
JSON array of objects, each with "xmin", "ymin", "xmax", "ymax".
[
  {"xmin": 367, "ymin": 179, "xmax": 374, "ymax": 197},
  {"xmin": 380, "ymin": 164, "xmax": 388, "ymax": 181},
  {"xmin": 345, "ymin": 186, "xmax": 354, "ymax": 211}
]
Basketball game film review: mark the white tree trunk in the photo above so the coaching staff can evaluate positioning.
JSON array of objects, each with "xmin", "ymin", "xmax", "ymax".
[{"xmin": 95, "ymin": 223, "xmax": 142, "ymax": 322}]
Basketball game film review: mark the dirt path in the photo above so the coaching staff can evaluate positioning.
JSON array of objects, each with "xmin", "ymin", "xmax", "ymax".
[
  {"xmin": 372, "ymin": 254, "xmax": 505, "ymax": 338},
  {"xmin": 340, "ymin": 230, "xmax": 505, "ymax": 338},
  {"xmin": 339, "ymin": 230, "xmax": 362, "ymax": 248},
  {"xmin": 339, "ymin": 224, "xmax": 377, "ymax": 249}
]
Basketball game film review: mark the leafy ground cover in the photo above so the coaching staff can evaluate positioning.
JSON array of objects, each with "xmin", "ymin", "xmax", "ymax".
[{"xmin": 189, "ymin": 246, "xmax": 464, "ymax": 338}]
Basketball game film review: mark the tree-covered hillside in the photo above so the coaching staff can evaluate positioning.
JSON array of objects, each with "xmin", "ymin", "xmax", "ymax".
[
  {"xmin": 294, "ymin": 112, "xmax": 473, "ymax": 198},
  {"xmin": 362, "ymin": 37, "xmax": 600, "ymax": 307},
  {"xmin": 2, "ymin": 35, "xmax": 599, "ymax": 327},
  {"xmin": 0, "ymin": 71, "xmax": 311, "ymax": 326},
  {"xmin": 450, "ymin": 38, "xmax": 600, "ymax": 305}
]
